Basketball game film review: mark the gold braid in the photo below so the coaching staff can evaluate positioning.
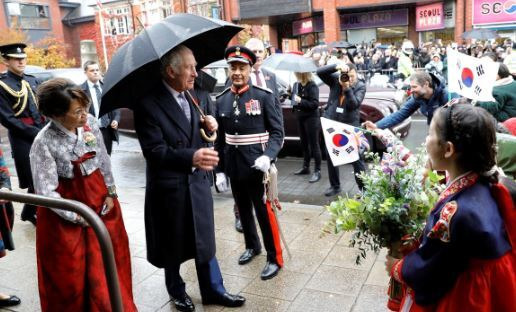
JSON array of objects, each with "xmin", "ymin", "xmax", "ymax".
[{"xmin": 0, "ymin": 80, "xmax": 37, "ymax": 116}]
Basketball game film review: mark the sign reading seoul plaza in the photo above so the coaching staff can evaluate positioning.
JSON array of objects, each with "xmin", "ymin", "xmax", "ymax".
[
  {"xmin": 473, "ymin": 0, "xmax": 516, "ymax": 25},
  {"xmin": 416, "ymin": 2, "xmax": 445, "ymax": 31}
]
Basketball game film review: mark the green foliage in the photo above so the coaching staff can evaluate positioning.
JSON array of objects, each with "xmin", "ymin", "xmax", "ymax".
[{"xmin": 324, "ymin": 146, "xmax": 444, "ymax": 264}]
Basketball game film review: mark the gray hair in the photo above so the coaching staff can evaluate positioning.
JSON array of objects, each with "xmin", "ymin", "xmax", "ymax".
[
  {"xmin": 160, "ymin": 45, "xmax": 192, "ymax": 78},
  {"xmin": 409, "ymin": 71, "xmax": 433, "ymax": 88}
]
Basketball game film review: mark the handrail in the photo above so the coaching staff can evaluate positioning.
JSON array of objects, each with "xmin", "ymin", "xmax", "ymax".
[{"xmin": 0, "ymin": 190, "xmax": 123, "ymax": 312}]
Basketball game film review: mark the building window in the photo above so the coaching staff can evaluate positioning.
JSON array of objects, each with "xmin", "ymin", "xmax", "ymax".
[{"xmin": 6, "ymin": 2, "xmax": 50, "ymax": 29}]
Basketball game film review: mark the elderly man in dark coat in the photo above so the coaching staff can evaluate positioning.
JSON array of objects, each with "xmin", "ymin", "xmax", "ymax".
[{"xmin": 134, "ymin": 45, "xmax": 245, "ymax": 312}]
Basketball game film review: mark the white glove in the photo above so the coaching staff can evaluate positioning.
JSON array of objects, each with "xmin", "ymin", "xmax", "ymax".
[
  {"xmin": 252, "ymin": 155, "xmax": 271, "ymax": 173},
  {"xmin": 215, "ymin": 172, "xmax": 229, "ymax": 193}
]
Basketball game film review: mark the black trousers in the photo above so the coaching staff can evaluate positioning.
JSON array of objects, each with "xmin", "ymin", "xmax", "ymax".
[
  {"xmin": 326, "ymin": 149, "xmax": 365, "ymax": 190},
  {"xmin": 296, "ymin": 114, "xmax": 322, "ymax": 171},
  {"xmin": 100, "ymin": 127, "xmax": 114, "ymax": 155},
  {"xmin": 231, "ymin": 170, "xmax": 282, "ymax": 265}
]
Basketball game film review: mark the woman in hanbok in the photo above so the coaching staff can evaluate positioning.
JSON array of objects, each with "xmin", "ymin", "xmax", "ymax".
[
  {"xmin": 29, "ymin": 78, "xmax": 137, "ymax": 311},
  {"xmin": 370, "ymin": 103, "xmax": 516, "ymax": 311},
  {"xmin": 0, "ymin": 147, "xmax": 20, "ymax": 308}
]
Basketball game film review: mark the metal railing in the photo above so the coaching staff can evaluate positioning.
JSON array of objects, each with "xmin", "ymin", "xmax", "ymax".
[{"xmin": 0, "ymin": 189, "xmax": 122, "ymax": 312}]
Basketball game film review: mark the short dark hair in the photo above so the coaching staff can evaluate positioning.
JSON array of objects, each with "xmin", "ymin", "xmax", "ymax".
[
  {"xmin": 498, "ymin": 63, "xmax": 510, "ymax": 79},
  {"xmin": 346, "ymin": 63, "xmax": 357, "ymax": 72},
  {"xmin": 433, "ymin": 104, "xmax": 498, "ymax": 182},
  {"xmin": 83, "ymin": 60, "xmax": 98, "ymax": 71},
  {"xmin": 37, "ymin": 78, "xmax": 90, "ymax": 118},
  {"xmin": 482, "ymin": 52, "xmax": 497, "ymax": 62}
]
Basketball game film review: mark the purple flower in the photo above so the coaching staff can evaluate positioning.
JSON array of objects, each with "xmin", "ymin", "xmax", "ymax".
[{"xmin": 382, "ymin": 166, "xmax": 393, "ymax": 175}]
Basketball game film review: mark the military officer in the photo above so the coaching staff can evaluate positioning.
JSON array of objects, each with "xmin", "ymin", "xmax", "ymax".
[
  {"xmin": 215, "ymin": 46, "xmax": 284, "ymax": 280},
  {"xmin": 0, "ymin": 43, "xmax": 45, "ymax": 225}
]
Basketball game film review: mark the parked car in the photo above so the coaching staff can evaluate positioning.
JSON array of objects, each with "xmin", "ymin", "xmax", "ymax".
[{"xmin": 25, "ymin": 67, "xmax": 85, "ymax": 85}]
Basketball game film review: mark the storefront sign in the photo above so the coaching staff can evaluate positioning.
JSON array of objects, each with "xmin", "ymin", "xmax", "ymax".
[
  {"xmin": 293, "ymin": 16, "xmax": 324, "ymax": 36},
  {"xmin": 416, "ymin": 2, "xmax": 445, "ymax": 31},
  {"xmin": 473, "ymin": 0, "xmax": 516, "ymax": 25},
  {"xmin": 444, "ymin": 1, "xmax": 455, "ymax": 29},
  {"xmin": 340, "ymin": 9, "xmax": 408, "ymax": 30}
]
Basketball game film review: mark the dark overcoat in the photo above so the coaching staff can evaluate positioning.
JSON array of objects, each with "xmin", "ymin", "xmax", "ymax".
[
  {"xmin": 0, "ymin": 71, "xmax": 44, "ymax": 189},
  {"xmin": 134, "ymin": 82, "xmax": 215, "ymax": 267}
]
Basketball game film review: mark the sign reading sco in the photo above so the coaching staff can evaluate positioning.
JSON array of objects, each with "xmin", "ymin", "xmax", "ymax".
[
  {"xmin": 416, "ymin": 2, "xmax": 445, "ymax": 31},
  {"xmin": 473, "ymin": 0, "xmax": 516, "ymax": 25}
]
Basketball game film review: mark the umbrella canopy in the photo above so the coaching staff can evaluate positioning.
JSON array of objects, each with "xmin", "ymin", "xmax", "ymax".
[
  {"xmin": 262, "ymin": 53, "xmax": 318, "ymax": 73},
  {"xmin": 329, "ymin": 41, "xmax": 355, "ymax": 49},
  {"xmin": 461, "ymin": 29, "xmax": 499, "ymax": 40},
  {"xmin": 100, "ymin": 13, "xmax": 243, "ymax": 115}
]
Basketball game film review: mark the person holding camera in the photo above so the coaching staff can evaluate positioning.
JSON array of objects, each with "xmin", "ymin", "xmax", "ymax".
[
  {"xmin": 317, "ymin": 63, "xmax": 366, "ymax": 196},
  {"xmin": 292, "ymin": 72, "xmax": 321, "ymax": 183}
]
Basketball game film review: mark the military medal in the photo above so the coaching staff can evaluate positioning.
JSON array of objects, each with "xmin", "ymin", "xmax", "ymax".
[{"xmin": 233, "ymin": 95, "xmax": 240, "ymax": 116}]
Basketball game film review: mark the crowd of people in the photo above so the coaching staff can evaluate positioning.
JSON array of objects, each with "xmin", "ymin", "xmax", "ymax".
[
  {"xmin": 304, "ymin": 38, "xmax": 516, "ymax": 83},
  {"xmin": 0, "ymin": 29, "xmax": 515, "ymax": 312}
]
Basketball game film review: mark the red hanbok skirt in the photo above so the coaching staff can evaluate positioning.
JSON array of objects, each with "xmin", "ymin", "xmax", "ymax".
[{"xmin": 36, "ymin": 153, "xmax": 137, "ymax": 311}]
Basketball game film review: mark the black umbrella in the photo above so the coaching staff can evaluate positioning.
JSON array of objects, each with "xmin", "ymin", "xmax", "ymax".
[
  {"xmin": 329, "ymin": 41, "xmax": 355, "ymax": 49},
  {"xmin": 461, "ymin": 29, "xmax": 499, "ymax": 40},
  {"xmin": 100, "ymin": 13, "xmax": 243, "ymax": 115}
]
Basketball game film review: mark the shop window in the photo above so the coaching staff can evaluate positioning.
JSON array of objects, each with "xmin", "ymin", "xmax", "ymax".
[
  {"xmin": 300, "ymin": 33, "xmax": 316, "ymax": 49},
  {"xmin": 376, "ymin": 26, "xmax": 408, "ymax": 46},
  {"xmin": 421, "ymin": 28, "xmax": 455, "ymax": 45},
  {"xmin": 6, "ymin": 2, "xmax": 50, "ymax": 29}
]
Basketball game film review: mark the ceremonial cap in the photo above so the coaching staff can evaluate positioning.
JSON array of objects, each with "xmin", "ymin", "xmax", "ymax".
[
  {"xmin": 224, "ymin": 46, "xmax": 256, "ymax": 66},
  {"xmin": 0, "ymin": 43, "xmax": 27, "ymax": 59}
]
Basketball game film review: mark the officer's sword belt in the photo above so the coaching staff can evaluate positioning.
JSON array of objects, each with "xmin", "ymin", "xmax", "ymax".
[{"xmin": 225, "ymin": 132, "xmax": 269, "ymax": 145}]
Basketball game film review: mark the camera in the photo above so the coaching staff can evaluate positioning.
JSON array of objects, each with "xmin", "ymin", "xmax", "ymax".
[{"xmin": 340, "ymin": 72, "xmax": 349, "ymax": 82}]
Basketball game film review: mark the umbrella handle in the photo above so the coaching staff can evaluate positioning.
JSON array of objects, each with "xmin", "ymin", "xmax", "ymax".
[
  {"xmin": 200, "ymin": 128, "xmax": 217, "ymax": 143},
  {"xmin": 185, "ymin": 90, "xmax": 218, "ymax": 143}
]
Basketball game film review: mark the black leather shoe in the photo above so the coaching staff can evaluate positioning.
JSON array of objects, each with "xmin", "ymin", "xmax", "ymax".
[
  {"xmin": 0, "ymin": 295, "xmax": 21, "ymax": 307},
  {"xmin": 309, "ymin": 171, "xmax": 321, "ymax": 183},
  {"xmin": 294, "ymin": 167, "xmax": 310, "ymax": 175},
  {"xmin": 324, "ymin": 186, "xmax": 341, "ymax": 197},
  {"xmin": 171, "ymin": 293, "xmax": 195, "ymax": 312},
  {"xmin": 238, "ymin": 249, "xmax": 261, "ymax": 265},
  {"xmin": 261, "ymin": 262, "xmax": 280, "ymax": 280},
  {"xmin": 235, "ymin": 217, "xmax": 243, "ymax": 233},
  {"xmin": 203, "ymin": 292, "xmax": 246, "ymax": 307},
  {"xmin": 20, "ymin": 214, "xmax": 37, "ymax": 226}
]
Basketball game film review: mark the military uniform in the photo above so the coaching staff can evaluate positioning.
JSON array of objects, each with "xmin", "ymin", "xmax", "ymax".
[
  {"xmin": 215, "ymin": 46, "xmax": 284, "ymax": 279},
  {"xmin": 0, "ymin": 43, "xmax": 45, "ymax": 224}
]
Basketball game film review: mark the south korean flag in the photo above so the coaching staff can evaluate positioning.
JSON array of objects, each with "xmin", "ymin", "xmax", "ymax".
[
  {"xmin": 321, "ymin": 117, "xmax": 360, "ymax": 166},
  {"xmin": 447, "ymin": 48, "xmax": 498, "ymax": 101}
]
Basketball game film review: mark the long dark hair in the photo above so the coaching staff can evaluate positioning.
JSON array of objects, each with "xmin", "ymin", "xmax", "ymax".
[{"xmin": 433, "ymin": 103, "xmax": 498, "ymax": 183}]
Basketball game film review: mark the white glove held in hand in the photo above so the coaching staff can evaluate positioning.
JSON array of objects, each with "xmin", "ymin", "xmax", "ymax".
[
  {"xmin": 215, "ymin": 172, "xmax": 229, "ymax": 193},
  {"xmin": 252, "ymin": 155, "xmax": 271, "ymax": 173}
]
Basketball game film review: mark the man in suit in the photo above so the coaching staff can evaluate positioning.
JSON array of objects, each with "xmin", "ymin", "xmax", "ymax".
[
  {"xmin": 0, "ymin": 43, "xmax": 45, "ymax": 226},
  {"xmin": 134, "ymin": 45, "xmax": 245, "ymax": 312},
  {"xmin": 215, "ymin": 46, "xmax": 284, "ymax": 280},
  {"xmin": 81, "ymin": 60, "xmax": 120, "ymax": 155}
]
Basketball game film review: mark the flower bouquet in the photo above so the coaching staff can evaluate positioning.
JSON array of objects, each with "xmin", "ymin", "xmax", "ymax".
[{"xmin": 323, "ymin": 129, "xmax": 443, "ymax": 310}]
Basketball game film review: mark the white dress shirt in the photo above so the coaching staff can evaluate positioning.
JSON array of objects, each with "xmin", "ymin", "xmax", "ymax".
[{"xmin": 87, "ymin": 80, "xmax": 101, "ymax": 118}]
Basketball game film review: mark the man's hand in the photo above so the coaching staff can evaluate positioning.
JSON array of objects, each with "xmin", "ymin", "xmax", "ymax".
[
  {"xmin": 201, "ymin": 115, "xmax": 218, "ymax": 133},
  {"xmin": 215, "ymin": 172, "xmax": 229, "ymax": 193},
  {"xmin": 110, "ymin": 120, "xmax": 118, "ymax": 129},
  {"xmin": 336, "ymin": 63, "xmax": 349, "ymax": 73},
  {"xmin": 340, "ymin": 80, "xmax": 350, "ymax": 90},
  {"xmin": 252, "ymin": 155, "xmax": 271, "ymax": 173},
  {"xmin": 193, "ymin": 148, "xmax": 219, "ymax": 170},
  {"xmin": 362, "ymin": 120, "xmax": 377, "ymax": 131}
]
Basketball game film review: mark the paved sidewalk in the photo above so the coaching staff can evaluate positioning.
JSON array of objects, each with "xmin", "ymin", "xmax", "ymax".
[{"xmin": 0, "ymin": 133, "xmax": 390, "ymax": 312}]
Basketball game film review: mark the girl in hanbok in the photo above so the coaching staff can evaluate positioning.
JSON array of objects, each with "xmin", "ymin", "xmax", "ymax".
[
  {"xmin": 29, "ymin": 78, "xmax": 136, "ymax": 311},
  {"xmin": 372, "ymin": 103, "xmax": 516, "ymax": 311},
  {"xmin": 0, "ymin": 147, "xmax": 20, "ymax": 308}
]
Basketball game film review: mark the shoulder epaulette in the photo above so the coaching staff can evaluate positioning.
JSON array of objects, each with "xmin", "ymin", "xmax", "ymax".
[
  {"xmin": 215, "ymin": 87, "xmax": 231, "ymax": 99},
  {"xmin": 253, "ymin": 84, "xmax": 273, "ymax": 94}
]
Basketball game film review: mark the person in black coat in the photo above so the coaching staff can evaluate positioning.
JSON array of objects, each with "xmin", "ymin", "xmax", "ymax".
[
  {"xmin": 291, "ymin": 72, "xmax": 322, "ymax": 183},
  {"xmin": 215, "ymin": 46, "xmax": 285, "ymax": 281},
  {"xmin": 81, "ymin": 60, "xmax": 120, "ymax": 155},
  {"xmin": 317, "ymin": 62, "xmax": 366, "ymax": 197},
  {"xmin": 134, "ymin": 45, "xmax": 245, "ymax": 311},
  {"xmin": 0, "ymin": 43, "xmax": 45, "ymax": 225}
]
